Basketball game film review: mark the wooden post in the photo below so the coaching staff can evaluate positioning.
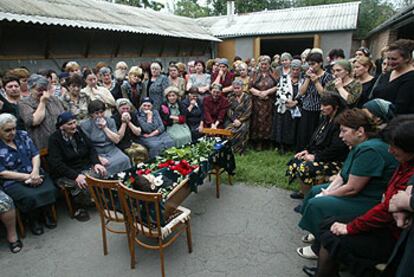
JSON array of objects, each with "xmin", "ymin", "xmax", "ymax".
[
  {"xmin": 313, "ymin": 34, "xmax": 321, "ymax": 48},
  {"xmin": 253, "ymin": 37, "xmax": 261, "ymax": 59}
]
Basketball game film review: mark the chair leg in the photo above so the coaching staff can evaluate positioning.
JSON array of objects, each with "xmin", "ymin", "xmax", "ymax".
[
  {"xmin": 62, "ymin": 188, "xmax": 75, "ymax": 218},
  {"xmin": 129, "ymin": 233, "xmax": 136, "ymax": 269},
  {"xmin": 159, "ymin": 240, "xmax": 166, "ymax": 277},
  {"xmin": 215, "ymin": 167, "xmax": 220, "ymax": 199},
  {"xmin": 186, "ymin": 220, "xmax": 193, "ymax": 253},
  {"xmin": 51, "ymin": 204, "xmax": 57, "ymax": 222},
  {"xmin": 100, "ymin": 217, "xmax": 108, "ymax": 255},
  {"xmin": 16, "ymin": 209, "xmax": 25, "ymax": 239}
]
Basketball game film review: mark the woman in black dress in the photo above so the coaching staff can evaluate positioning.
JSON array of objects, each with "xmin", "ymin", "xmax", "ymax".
[
  {"xmin": 353, "ymin": 56, "xmax": 376, "ymax": 108},
  {"xmin": 371, "ymin": 39, "xmax": 414, "ymax": 114}
]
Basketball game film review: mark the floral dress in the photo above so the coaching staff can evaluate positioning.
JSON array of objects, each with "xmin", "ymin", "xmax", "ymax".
[{"xmin": 225, "ymin": 93, "xmax": 252, "ymax": 154}]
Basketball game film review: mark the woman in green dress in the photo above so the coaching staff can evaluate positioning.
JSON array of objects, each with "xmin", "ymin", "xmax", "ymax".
[
  {"xmin": 159, "ymin": 86, "xmax": 192, "ymax": 147},
  {"xmin": 297, "ymin": 108, "xmax": 398, "ymax": 259}
]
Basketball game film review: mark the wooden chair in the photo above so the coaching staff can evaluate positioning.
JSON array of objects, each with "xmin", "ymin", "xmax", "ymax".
[
  {"xmin": 117, "ymin": 182, "xmax": 192, "ymax": 276},
  {"xmin": 200, "ymin": 128, "xmax": 233, "ymax": 198},
  {"xmin": 86, "ymin": 174, "xmax": 127, "ymax": 256},
  {"xmin": 16, "ymin": 148, "xmax": 58, "ymax": 238},
  {"xmin": 40, "ymin": 148, "xmax": 74, "ymax": 218}
]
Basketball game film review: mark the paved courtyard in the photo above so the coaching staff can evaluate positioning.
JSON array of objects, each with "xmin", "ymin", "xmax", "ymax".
[{"xmin": 0, "ymin": 182, "xmax": 314, "ymax": 277}]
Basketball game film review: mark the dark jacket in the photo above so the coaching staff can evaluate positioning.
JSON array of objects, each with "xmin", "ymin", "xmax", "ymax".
[
  {"xmin": 112, "ymin": 111, "xmax": 140, "ymax": 150},
  {"xmin": 307, "ymin": 116, "xmax": 349, "ymax": 162},
  {"xmin": 47, "ymin": 127, "xmax": 100, "ymax": 180},
  {"xmin": 159, "ymin": 101, "xmax": 187, "ymax": 127}
]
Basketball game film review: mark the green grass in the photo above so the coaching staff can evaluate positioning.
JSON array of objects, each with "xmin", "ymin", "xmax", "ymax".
[{"xmin": 230, "ymin": 149, "xmax": 299, "ymax": 191}]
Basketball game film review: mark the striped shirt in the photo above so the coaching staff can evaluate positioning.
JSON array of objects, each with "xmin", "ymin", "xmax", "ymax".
[{"xmin": 301, "ymin": 72, "xmax": 333, "ymax": 111}]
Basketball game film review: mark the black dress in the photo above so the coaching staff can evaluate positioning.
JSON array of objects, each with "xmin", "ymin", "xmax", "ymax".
[
  {"xmin": 371, "ymin": 70, "xmax": 414, "ymax": 114},
  {"xmin": 357, "ymin": 77, "xmax": 376, "ymax": 108},
  {"xmin": 272, "ymin": 81, "xmax": 299, "ymax": 147},
  {"xmin": 182, "ymin": 98, "xmax": 203, "ymax": 142}
]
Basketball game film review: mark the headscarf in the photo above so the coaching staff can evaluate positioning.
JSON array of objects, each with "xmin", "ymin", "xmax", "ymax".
[
  {"xmin": 56, "ymin": 111, "xmax": 76, "ymax": 128},
  {"xmin": 363, "ymin": 99, "xmax": 395, "ymax": 123},
  {"xmin": 115, "ymin": 98, "xmax": 132, "ymax": 110}
]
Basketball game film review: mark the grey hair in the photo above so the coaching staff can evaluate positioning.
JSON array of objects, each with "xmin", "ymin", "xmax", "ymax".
[
  {"xmin": 0, "ymin": 113, "xmax": 17, "ymax": 128},
  {"xmin": 27, "ymin": 74, "xmax": 49, "ymax": 90},
  {"xmin": 99, "ymin": 67, "xmax": 111, "ymax": 75},
  {"xmin": 232, "ymin": 79, "xmax": 243, "ymax": 87},
  {"xmin": 150, "ymin": 62, "xmax": 161, "ymax": 70}
]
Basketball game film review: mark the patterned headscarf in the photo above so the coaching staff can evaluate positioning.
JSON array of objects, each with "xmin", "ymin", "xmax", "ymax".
[{"xmin": 363, "ymin": 99, "xmax": 395, "ymax": 123}]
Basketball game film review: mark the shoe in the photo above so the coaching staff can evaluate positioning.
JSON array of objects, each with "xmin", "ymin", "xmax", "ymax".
[
  {"xmin": 301, "ymin": 233, "xmax": 315, "ymax": 244},
  {"xmin": 8, "ymin": 239, "xmax": 23, "ymax": 254},
  {"xmin": 302, "ymin": 265, "xmax": 317, "ymax": 277},
  {"xmin": 73, "ymin": 208, "xmax": 90, "ymax": 222},
  {"xmin": 294, "ymin": 204, "xmax": 302, "ymax": 213},
  {"xmin": 297, "ymin": 246, "xmax": 318, "ymax": 260},
  {"xmin": 30, "ymin": 220, "xmax": 44, "ymax": 235},
  {"xmin": 290, "ymin": 191, "xmax": 304, "ymax": 199}
]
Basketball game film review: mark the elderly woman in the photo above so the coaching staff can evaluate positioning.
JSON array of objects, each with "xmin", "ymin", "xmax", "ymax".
[
  {"xmin": 168, "ymin": 64, "xmax": 186, "ymax": 99},
  {"xmin": 276, "ymin": 52, "xmax": 292, "ymax": 76},
  {"xmin": 0, "ymin": 75, "xmax": 25, "ymax": 130},
  {"xmin": 225, "ymin": 80, "xmax": 252, "ymax": 154},
  {"xmin": 182, "ymin": 87, "xmax": 203, "ymax": 142},
  {"xmin": 80, "ymin": 100, "xmax": 131, "ymax": 176},
  {"xmin": 353, "ymin": 56, "xmax": 376, "ymax": 107},
  {"xmin": 272, "ymin": 59, "xmax": 302, "ymax": 153},
  {"xmin": 0, "ymin": 113, "xmax": 57, "ymax": 235},
  {"xmin": 112, "ymin": 98, "xmax": 148, "ymax": 164},
  {"xmin": 136, "ymin": 97, "xmax": 174, "ymax": 159},
  {"xmin": 297, "ymin": 53, "xmax": 333, "ymax": 151},
  {"xmin": 144, "ymin": 62, "xmax": 169, "ymax": 111},
  {"xmin": 372, "ymin": 39, "xmax": 414, "ymax": 114},
  {"xmin": 186, "ymin": 60, "xmax": 211, "ymax": 100},
  {"xmin": 160, "ymin": 86, "xmax": 192, "ymax": 147},
  {"xmin": 212, "ymin": 58, "xmax": 235, "ymax": 96},
  {"xmin": 61, "ymin": 74, "xmax": 89, "ymax": 121},
  {"xmin": 48, "ymin": 112, "xmax": 107, "ymax": 221},
  {"xmin": 287, "ymin": 93, "xmax": 348, "ymax": 200},
  {"xmin": 202, "ymin": 84, "xmax": 230, "ymax": 129},
  {"xmin": 0, "ymin": 190, "xmax": 21, "ymax": 253},
  {"xmin": 235, "ymin": 63, "xmax": 250, "ymax": 94},
  {"xmin": 249, "ymin": 55, "xmax": 278, "ymax": 150},
  {"xmin": 18, "ymin": 74, "xmax": 64, "ymax": 149},
  {"xmin": 297, "ymin": 109, "xmax": 398, "ymax": 259},
  {"xmin": 121, "ymin": 66, "xmax": 143, "ymax": 109},
  {"xmin": 81, "ymin": 70, "xmax": 116, "ymax": 117},
  {"xmin": 303, "ymin": 116, "xmax": 414, "ymax": 277},
  {"xmin": 99, "ymin": 67, "xmax": 120, "ymax": 99},
  {"xmin": 324, "ymin": 60, "xmax": 362, "ymax": 107}
]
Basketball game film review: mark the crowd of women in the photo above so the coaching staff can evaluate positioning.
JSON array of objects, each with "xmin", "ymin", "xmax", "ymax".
[
  {"xmin": 284, "ymin": 39, "xmax": 414, "ymax": 277},
  {"xmin": 0, "ymin": 39, "xmax": 413, "ymax": 277}
]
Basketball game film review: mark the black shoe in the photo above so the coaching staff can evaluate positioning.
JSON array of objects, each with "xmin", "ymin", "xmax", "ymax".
[
  {"xmin": 290, "ymin": 191, "xmax": 304, "ymax": 199},
  {"xmin": 30, "ymin": 220, "xmax": 44, "ymax": 235},
  {"xmin": 294, "ymin": 204, "xmax": 302, "ymax": 213},
  {"xmin": 302, "ymin": 265, "xmax": 317, "ymax": 277},
  {"xmin": 73, "ymin": 208, "xmax": 90, "ymax": 222},
  {"xmin": 43, "ymin": 214, "xmax": 57, "ymax": 229}
]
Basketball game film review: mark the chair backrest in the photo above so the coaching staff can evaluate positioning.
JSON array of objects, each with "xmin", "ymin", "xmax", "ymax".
[
  {"xmin": 86, "ymin": 174, "xmax": 124, "ymax": 224},
  {"xmin": 201, "ymin": 128, "xmax": 232, "ymax": 138},
  {"xmin": 117, "ymin": 182, "xmax": 163, "ymax": 238}
]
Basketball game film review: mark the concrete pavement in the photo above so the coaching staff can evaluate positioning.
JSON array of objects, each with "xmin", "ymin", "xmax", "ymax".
[{"xmin": 0, "ymin": 182, "xmax": 314, "ymax": 277}]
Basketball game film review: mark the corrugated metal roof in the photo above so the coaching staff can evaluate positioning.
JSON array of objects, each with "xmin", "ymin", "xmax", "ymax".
[
  {"xmin": 0, "ymin": 0, "xmax": 220, "ymax": 42},
  {"xmin": 366, "ymin": 4, "xmax": 414, "ymax": 38},
  {"xmin": 197, "ymin": 2, "xmax": 360, "ymax": 38}
]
